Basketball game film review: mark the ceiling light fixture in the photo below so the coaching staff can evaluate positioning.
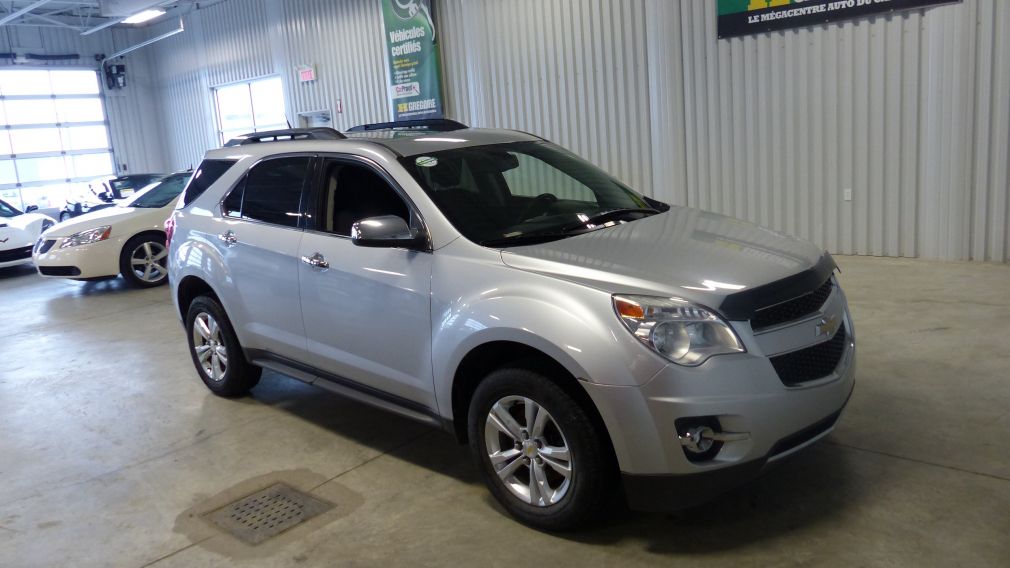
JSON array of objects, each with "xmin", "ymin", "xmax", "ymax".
[{"xmin": 122, "ymin": 8, "xmax": 166, "ymax": 24}]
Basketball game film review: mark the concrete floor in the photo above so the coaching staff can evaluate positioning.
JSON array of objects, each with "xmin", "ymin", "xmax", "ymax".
[{"xmin": 0, "ymin": 256, "xmax": 1008, "ymax": 567}]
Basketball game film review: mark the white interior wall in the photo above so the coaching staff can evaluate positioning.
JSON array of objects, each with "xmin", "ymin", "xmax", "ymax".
[
  {"xmin": 0, "ymin": 24, "xmax": 166, "ymax": 175},
  {"xmin": 139, "ymin": 0, "xmax": 1008, "ymax": 262}
]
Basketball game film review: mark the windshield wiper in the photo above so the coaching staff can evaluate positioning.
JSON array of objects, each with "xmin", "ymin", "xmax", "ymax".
[{"xmin": 561, "ymin": 208, "xmax": 659, "ymax": 233}]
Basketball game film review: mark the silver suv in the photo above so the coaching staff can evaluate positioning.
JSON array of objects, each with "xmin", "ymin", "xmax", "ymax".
[{"xmin": 168, "ymin": 120, "xmax": 855, "ymax": 530}]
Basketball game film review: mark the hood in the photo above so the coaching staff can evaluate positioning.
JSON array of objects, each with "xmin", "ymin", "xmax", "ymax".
[
  {"xmin": 500, "ymin": 206, "xmax": 827, "ymax": 312},
  {"xmin": 46, "ymin": 205, "xmax": 160, "ymax": 237},
  {"xmin": 0, "ymin": 213, "xmax": 53, "ymax": 249}
]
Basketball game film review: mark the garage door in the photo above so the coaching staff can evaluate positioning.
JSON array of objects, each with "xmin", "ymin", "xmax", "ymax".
[{"xmin": 0, "ymin": 68, "xmax": 115, "ymax": 211}]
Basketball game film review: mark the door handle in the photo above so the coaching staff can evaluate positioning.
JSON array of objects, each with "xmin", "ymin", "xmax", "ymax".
[
  {"xmin": 300, "ymin": 252, "xmax": 329, "ymax": 270},
  {"xmin": 218, "ymin": 230, "xmax": 237, "ymax": 246}
]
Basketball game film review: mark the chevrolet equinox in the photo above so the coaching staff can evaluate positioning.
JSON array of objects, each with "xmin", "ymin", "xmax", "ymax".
[{"xmin": 168, "ymin": 120, "xmax": 855, "ymax": 531}]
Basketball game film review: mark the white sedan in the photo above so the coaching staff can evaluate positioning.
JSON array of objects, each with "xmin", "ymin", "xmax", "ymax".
[
  {"xmin": 1, "ymin": 199, "xmax": 56, "ymax": 269},
  {"xmin": 34, "ymin": 172, "xmax": 192, "ymax": 287}
]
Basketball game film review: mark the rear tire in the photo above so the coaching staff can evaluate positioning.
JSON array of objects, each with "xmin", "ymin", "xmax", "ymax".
[
  {"xmin": 119, "ymin": 233, "xmax": 169, "ymax": 288},
  {"xmin": 468, "ymin": 367, "xmax": 616, "ymax": 531},
  {"xmin": 185, "ymin": 295, "xmax": 261, "ymax": 397}
]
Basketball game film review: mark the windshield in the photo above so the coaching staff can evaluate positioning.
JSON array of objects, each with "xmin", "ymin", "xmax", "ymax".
[
  {"xmin": 0, "ymin": 199, "xmax": 21, "ymax": 218},
  {"xmin": 126, "ymin": 173, "xmax": 192, "ymax": 209},
  {"xmin": 399, "ymin": 141, "xmax": 660, "ymax": 247}
]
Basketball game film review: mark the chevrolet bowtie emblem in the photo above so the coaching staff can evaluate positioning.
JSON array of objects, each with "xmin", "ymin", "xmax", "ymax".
[
  {"xmin": 0, "ymin": 237, "xmax": 8, "ymax": 243},
  {"xmin": 816, "ymin": 314, "xmax": 840, "ymax": 338}
]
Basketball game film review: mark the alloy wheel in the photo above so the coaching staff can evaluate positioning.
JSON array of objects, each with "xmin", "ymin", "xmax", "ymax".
[
  {"xmin": 130, "ymin": 241, "xmax": 168, "ymax": 283},
  {"xmin": 192, "ymin": 312, "xmax": 228, "ymax": 382},
  {"xmin": 484, "ymin": 395, "xmax": 573, "ymax": 507}
]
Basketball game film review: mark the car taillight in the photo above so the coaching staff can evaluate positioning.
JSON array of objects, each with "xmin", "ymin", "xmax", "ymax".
[{"xmin": 165, "ymin": 215, "xmax": 176, "ymax": 247}]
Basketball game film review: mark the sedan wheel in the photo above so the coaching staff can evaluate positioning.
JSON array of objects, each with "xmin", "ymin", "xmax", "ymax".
[
  {"xmin": 130, "ymin": 241, "xmax": 168, "ymax": 284},
  {"xmin": 192, "ymin": 311, "xmax": 228, "ymax": 382},
  {"xmin": 484, "ymin": 395, "xmax": 573, "ymax": 506}
]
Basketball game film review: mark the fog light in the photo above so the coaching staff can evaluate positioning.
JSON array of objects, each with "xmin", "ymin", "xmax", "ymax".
[
  {"xmin": 680, "ymin": 425, "xmax": 718, "ymax": 454},
  {"xmin": 676, "ymin": 418, "xmax": 751, "ymax": 463}
]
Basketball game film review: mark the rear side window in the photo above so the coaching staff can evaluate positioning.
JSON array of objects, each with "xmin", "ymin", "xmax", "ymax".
[
  {"xmin": 180, "ymin": 159, "xmax": 237, "ymax": 207},
  {"xmin": 225, "ymin": 156, "xmax": 311, "ymax": 227}
]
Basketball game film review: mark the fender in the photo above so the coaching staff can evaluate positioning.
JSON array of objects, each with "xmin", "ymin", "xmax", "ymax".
[{"xmin": 429, "ymin": 245, "xmax": 667, "ymax": 422}]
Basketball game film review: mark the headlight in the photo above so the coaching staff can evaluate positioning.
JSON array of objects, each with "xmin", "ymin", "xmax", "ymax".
[
  {"xmin": 61, "ymin": 225, "xmax": 111, "ymax": 248},
  {"xmin": 613, "ymin": 295, "xmax": 745, "ymax": 366}
]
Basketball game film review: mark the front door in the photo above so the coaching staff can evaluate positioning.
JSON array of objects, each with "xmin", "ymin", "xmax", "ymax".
[{"xmin": 298, "ymin": 157, "xmax": 435, "ymax": 408}]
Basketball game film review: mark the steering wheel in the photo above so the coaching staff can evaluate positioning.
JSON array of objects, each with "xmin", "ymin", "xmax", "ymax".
[{"xmin": 517, "ymin": 193, "xmax": 558, "ymax": 223}]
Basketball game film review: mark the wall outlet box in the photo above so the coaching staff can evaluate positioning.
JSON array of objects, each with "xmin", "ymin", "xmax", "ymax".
[{"xmin": 843, "ymin": 188, "xmax": 852, "ymax": 202}]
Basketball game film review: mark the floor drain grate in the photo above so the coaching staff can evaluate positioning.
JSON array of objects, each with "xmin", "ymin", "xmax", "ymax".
[{"xmin": 205, "ymin": 483, "xmax": 334, "ymax": 545}]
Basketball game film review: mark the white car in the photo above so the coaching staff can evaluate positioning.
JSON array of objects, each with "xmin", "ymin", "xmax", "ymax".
[
  {"xmin": 1, "ymin": 199, "xmax": 56, "ymax": 269},
  {"xmin": 34, "ymin": 172, "xmax": 192, "ymax": 287}
]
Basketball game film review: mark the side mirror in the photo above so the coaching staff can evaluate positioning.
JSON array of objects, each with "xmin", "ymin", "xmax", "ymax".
[
  {"xmin": 350, "ymin": 215, "xmax": 427, "ymax": 251},
  {"xmin": 25, "ymin": 205, "xmax": 39, "ymax": 213}
]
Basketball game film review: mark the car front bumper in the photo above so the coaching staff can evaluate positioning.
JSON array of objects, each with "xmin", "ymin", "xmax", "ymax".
[
  {"xmin": 33, "ymin": 236, "xmax": 122, "ymax": 279},
  {"xmin": 581, "ymin": 310, "xmax": 856, "ymax": 512}
]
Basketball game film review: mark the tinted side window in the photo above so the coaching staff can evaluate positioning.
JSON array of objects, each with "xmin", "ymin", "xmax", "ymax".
[
  {"xmin": 240, "ymin": 157, "xmax": 311, "ymax": 227},
  {"xmin": 181, "ymin": 159, "xmax": 238, "ymax": 207},
  {"xmin": 320, "ymin": 161, "xmax": 409, "ymax": 236},
  {"xmin": 222, "ymin": 177, "xmax": 245, "ymax": 217}
]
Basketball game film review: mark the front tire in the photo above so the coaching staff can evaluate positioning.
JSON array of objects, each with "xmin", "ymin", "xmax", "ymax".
[
  {"xmin": 59, "ymin": 211, "xmax": 71, "ymax": 222},
  {"xmin": 119, "ymin": 233, "xmax": 169, "ymax": 288},
  {"xmin": 468, "ymin": 367, "xmax": 616, "ymax": 531},
  {"xmin": 185, "ymin": 295, "xmax": 261, "ymax": 397}
]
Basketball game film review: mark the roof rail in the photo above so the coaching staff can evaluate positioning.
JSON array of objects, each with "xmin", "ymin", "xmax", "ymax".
[
  {"xmin": 346, "ymin": 119, "xmax": 469, "ymax": 132},
  {"xmin": 223, "ymin": 127, "xmax": 346, "ymax": 147}
]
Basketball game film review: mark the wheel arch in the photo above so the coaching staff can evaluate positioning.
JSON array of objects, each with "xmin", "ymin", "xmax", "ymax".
[
  {"xmin": 449, "ymin": 340, "xmax": 617, "ymax": 466},
  {"xmin": 175, "ymin": 275, "xmax": 221, "ymax": 320}
]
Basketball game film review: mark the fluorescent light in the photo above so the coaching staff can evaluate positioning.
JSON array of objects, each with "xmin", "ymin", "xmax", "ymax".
[{"xmin": 122, "ymin": 9, "xmax": 166, "ymax": 24}]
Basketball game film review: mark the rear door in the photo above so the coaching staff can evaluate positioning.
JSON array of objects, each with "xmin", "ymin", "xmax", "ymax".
[
  {"xmin": 214, "ymin": 154, "xmax": 314, "ymax": 361},
  {"xmin": 297, "ymin": 155, "xmax": 435, "ymax": 408}
]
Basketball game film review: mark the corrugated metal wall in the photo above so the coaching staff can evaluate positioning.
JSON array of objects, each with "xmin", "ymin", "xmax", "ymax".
[
  {"xmin": 277, "ymin": 0, "xmax": 390, "ymax": 130},
  {"xmin": 439, "ymin": 0, "xmax": 655, "ymax": 195},
  {"xmin": 147, "ymin": 0, "xmax": 392, "ymax": 170},
  {"xmin": 440, "ymin": 0, "xmax": 1010, "ymax": 262},
  {"xmin": 139, "ymin": 0, "xmax": 1008, "ymax": 261},
  {"xmin": 0, "ymin": 25, "xmax": 166, "ymax": 174}
]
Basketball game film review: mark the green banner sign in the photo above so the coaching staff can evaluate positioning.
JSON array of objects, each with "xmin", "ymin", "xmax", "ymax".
[
  {"xmin": 718, "ymin": 0, "xmax": 960, "ymax": 39},
  {"xmin": 381, "ymin": 0, "xmax": 444, "ymax": 121}
]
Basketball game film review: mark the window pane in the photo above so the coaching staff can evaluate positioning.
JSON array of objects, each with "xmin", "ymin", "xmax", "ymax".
[
  {"xmin": 182, "ymin": 159, "xmax": 237, "ymax": 206},
  {"xmin": 222, "ymin": 178, "xmax": 244, "ymax": 217},
  {"xmin": 255, "ymin": 123, "xmax": 288, "ymax": 133},
  {"xmin": 250, "ymin": 77, "xmax": 286, "ymax": 128},
  {"xmin": 241, "ymin": 157, "xmax": 309, "ymax": 227},
  {"xmin": 0, "ymin": 160, "xmax": 16, "ymax": 185},
  {"xmin": 49, "ymin": 70, "xmax": 100, "ymax": 95},
  {"xmin": 220, "ymin": 129, "xmax": 248, "ymax": 145},
  {"xmin": 61, "ymin": 126, "xmax": 110, "ymax": 151},
  {"xmin": 70, "ymin": 153, "xmax": 114, "ymax": 178},
  {"xmin": 0, "ymin": 131, "xmax": 10, "ymax": 155},
  {"xmin": 216, "ymin": 83, "xmax": 253, "ymax": 132},
  {"xmin": 21, "ymin": 183, "xmax": 71, "ymax": 209},
  {"xmin": 323, "ymin": 162, "xmax": 409, "ymax": 236},
  {"xmin": 0, "ymin": 70, "xmax": 51, "ymax": 96},
  {"xmin": 55, "ymin": 98, "xmax": 105, "ymax": 123},
  {"xmin": 3, "ymin": 99, "xmax": 58, "ymax": 125},
  {"xmin": 16, "ymin": 156, "xmax": 68, "ymax": 183},
  {"xmin": 10, "ymin": 128, "xmax": 62, "ymax": 154}
]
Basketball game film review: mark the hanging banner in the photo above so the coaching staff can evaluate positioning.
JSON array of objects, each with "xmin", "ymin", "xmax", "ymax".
[
  {"xmin": 381, "ymin": 0, "xmax": 444, "ymax": 121},
  {"xmin": 717, "ymin": 0, "xmax": 961, "ymax": 39}
]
